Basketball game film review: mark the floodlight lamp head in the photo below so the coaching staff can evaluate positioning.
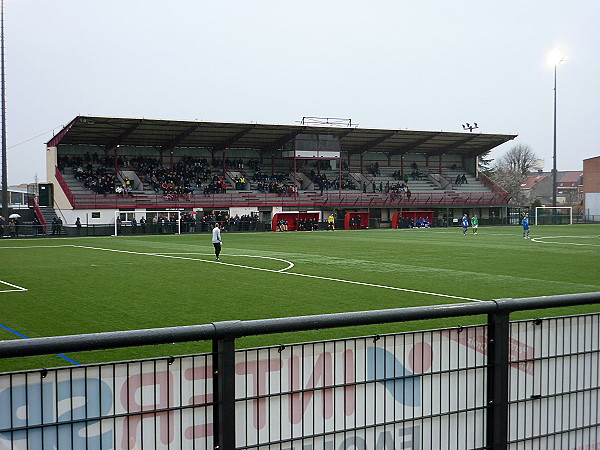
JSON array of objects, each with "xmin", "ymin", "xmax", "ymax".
[{"xmin": 548, "ymin": 49, "xmax": 568, "ymax": 67}]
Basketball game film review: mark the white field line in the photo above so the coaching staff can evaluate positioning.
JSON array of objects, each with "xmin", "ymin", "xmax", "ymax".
[
  {"xmin": 75, "ymin": 245, "xmax": 483, "ymax": 302},
  {"xmin": 157, "ymin": 252, "xmax": 295, "ymax": 272},
  {"xmin": 0, "ymin": 244, "xmax": 76, "ymax": 249},
  {"xmin": 0, "ymin": 243, "xmax": 482, "ymax": 301},
  {"xmin": 0, "ymin": 279, "xmax": 28, "ymax": 293},
  {"xmin": 531, "ymin": 236, "xmax": 600, "ymax": 247}
]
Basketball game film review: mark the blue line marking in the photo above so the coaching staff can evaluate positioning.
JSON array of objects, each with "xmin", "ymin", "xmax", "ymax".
[{"xmin": 0, "ymin": 323, "xmax": 81, "ymax": 365}]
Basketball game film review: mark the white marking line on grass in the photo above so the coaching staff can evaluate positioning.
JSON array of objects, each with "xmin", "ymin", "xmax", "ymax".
[
  {"xmin": 0, "ymin": 280, "xmax": 27, "ymax": 293},
  {"xmin": 75, "ymin": 245, "xmax": 482, "ymax": 302},
  {"xmin": 158, "ymin": 252, "xmax": 295, "ymax": 272},
  {"xmin": 0, "ymin": 244, "xmax": 77, "ymax": 249},
  {"xmin": 531, "ymin": 236, "xmax": 600, "ymax": 247}
]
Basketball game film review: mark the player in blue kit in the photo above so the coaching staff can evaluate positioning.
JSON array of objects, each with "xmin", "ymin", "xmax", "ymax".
[
  {"xmin": 461, "ymin": 213, "xmax": 469, "ymax": 236},
  {"xmin": 522, "ymin": 212, "xmax": 530, "ymax": 239}
]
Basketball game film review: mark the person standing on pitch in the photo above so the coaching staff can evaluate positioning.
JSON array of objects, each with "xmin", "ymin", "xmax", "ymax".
[
  {"xmin": 461, "ymin": 213, "xmax": 469, "ymax": 236},
  {"xmin": 212, "ymin": 222, "xmax": 222, "ymax": 260},
  {"xmin": 471, "ymin": 214, "xmax": 479, "ymax": 234},
  {"xmin": 522, "ymin": 212, "xmax": 531, "ymax": 239}
]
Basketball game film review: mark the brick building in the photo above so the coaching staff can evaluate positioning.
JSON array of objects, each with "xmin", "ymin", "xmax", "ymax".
[{"xmin": 583, "ymin": 156, "xmax": 600, "ymax": 217}]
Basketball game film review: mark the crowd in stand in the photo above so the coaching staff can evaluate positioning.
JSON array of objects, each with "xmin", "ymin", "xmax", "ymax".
[
  {"xmin": 58, "ymin": 154, "xmax": 119, "ymax": 195},
  {"xmin": 59, "ymin": 153, "xmax": 469, "ymax": 203},
  {"xmin": 391, "ymin": 163, "xmax": 425, "ymax": 181},
  {"xmin": 391, "ymin": 169, "xmax": 423, "ymax": 181},
  {"xmin": 254, "ymin": 172, "xmax": 296, "ymax": 195},
  {"xmin": 309, "ymin": 170, "xmax": 356, "ymax": 193},
  {"xmin": 133, "ymin": 156, "xmax": 215, "ymax": 199},
  {"xmin": 387, "ymin": 181, "xmax": 411, "ymax": 194},
  {"xmin": 73, "ymin": 165, "xmax": 118, "ymax": 195}
]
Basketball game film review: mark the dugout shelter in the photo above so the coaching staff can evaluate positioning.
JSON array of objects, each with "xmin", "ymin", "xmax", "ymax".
[
  {"xmin": 344, "ymin": 212, "xmax": 369, "ymax": 229},
  {"xmin": 271, "ymin": 212, "xmax": 320, "ymax": 231}
]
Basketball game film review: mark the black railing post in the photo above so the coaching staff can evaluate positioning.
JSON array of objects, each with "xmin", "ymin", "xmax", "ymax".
[
  {"xmin": 486, "ymin": 308, "xmax": 510, "ymax": 449},
  {"xmin": 212, "ymin": 322, "xmax": 238, "ymax": 450}
]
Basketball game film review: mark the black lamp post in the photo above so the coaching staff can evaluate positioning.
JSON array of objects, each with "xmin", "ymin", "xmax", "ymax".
[
  {"xmin": 1, "ymin": 0, "xmax": 8, "ymax": 231},
  {"xmin": 550, "ymin": 49, "xmax": 567, "ymax": 208}
]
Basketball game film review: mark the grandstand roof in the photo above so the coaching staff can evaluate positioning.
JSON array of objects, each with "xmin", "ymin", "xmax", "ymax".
[{"xmin": 48, "ymin": 116, "xmax": 517, "ymax": 158}]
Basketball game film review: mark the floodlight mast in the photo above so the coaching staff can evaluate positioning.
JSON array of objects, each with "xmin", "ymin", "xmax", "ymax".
[
  {"xmin": 1, "ymin": 0, "xmax": 8, "ymax": 230},
  {"xmin": 549, "ymin": 49, "xmax": 567, "ymax": 208}
]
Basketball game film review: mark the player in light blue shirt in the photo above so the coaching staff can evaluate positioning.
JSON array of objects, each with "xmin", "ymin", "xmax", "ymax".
[
  {"xmin": 522, "ymin": 213, "xmax": 530, "ymax": 239},
  {"xmin": 461, "ymin": 214, "xmax": 469, "ymax": 236}
]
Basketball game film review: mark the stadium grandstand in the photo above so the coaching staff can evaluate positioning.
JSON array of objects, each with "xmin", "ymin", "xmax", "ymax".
[{"xmin": 42, "ymin": 115, "xmax": 517, "ymax": 232}]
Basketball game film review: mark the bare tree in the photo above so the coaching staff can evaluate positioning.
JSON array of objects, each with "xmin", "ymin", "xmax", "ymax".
[
  {"xmin": 490, "ymin": 144, "xmax": 538, "ymax": 204},
  {"xmin": 496, "ymin": 144, "xmax": 537, "ymax": 175},
  {"xmin": 490, "ymin": 166, "xmax": 533, "ymax": 204}
]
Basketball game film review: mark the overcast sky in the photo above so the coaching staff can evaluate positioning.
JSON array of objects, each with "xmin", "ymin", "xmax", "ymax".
[{"xmin": 4, "ymin": 0, "xmax": 599, "ymax": 185}]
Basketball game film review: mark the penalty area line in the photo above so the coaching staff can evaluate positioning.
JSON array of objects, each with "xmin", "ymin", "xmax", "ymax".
[{"xmin": 75, "ymin": 245, "xmax": 482, "ymax": 302}]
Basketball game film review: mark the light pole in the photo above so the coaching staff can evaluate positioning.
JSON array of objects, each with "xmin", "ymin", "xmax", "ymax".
[
  {"xmin": 548, "ymin": 49, "xmax": 567, "ymax": 208},
  {"xmin": 1, "ymin": 0, "xmax": 7, "ymax": 232}
]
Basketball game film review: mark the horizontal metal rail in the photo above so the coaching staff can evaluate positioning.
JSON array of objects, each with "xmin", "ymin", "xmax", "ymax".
[
  {"xmin": 1, "ymin": 292, "xmax": 598, "ymax": 359},
  {"xmin": 66, "ymin": 190, "xmax": 508, "ymax": 209}
]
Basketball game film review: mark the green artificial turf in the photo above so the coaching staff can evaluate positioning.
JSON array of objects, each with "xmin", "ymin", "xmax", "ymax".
[{"xmin": 1, "ymin": 224, "xmax": 599, "ymax": 372}]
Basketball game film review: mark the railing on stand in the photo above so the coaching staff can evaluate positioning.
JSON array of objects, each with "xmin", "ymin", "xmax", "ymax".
[
  {"xmin": 478, "ymin": 172, "xmax": 509, "ymax": 200},
  {"xmin": 28, "ymin": 196, "xmax": 46, "ymax": 229},
  {"xmin": 68, "ymin": 190, "xmax": 511, "ymax": 210},
  {"xmin": 54, "ymin": 166, "xmax": 75, "ymax": 207}
]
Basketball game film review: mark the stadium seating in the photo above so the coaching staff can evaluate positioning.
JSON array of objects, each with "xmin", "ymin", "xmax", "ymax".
[{"xmin": 56, "ymin": 154, "xmax": 501, "ymax": 209}]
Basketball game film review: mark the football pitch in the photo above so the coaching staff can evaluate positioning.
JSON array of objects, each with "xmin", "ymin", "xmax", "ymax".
[{"xmin": 1, "ymin": 224, "xmax": 599, "ymax": 373}]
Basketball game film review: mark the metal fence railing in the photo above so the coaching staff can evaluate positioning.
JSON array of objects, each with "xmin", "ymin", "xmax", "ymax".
[{"xmin": 0, "ymin": 293, "xmax": 599, "ymax": 449}]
